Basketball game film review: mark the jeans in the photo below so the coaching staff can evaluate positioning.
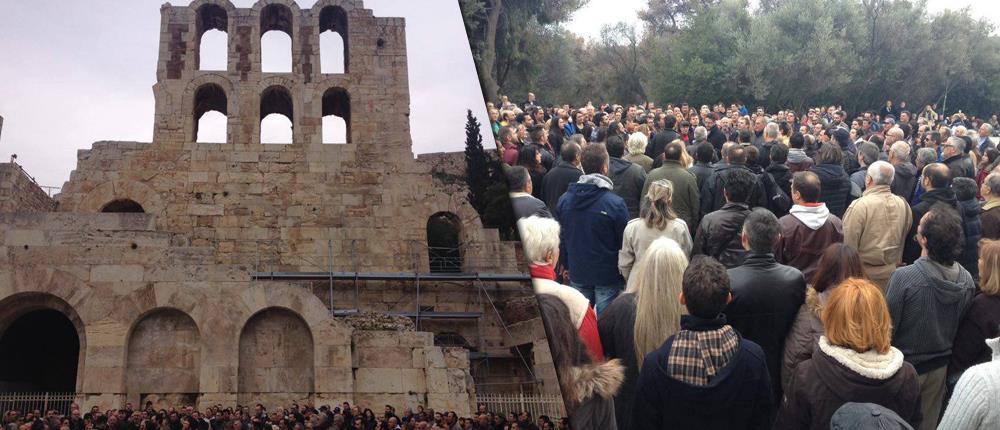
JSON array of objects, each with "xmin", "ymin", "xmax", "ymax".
[{"xmin": 570, "ymin": 282, "xmax": 623, "ymax": 316}]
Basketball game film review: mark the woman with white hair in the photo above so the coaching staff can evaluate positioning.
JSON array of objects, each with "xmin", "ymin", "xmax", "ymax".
[
  {"xmin": 598, "ymin": 237, "xmax": 689, "ymax": 430},
  {"xmin": 625, "ymin": 132, "xmax": 654, "ymax": 173},
  {"xmin": 618, "ymin": 179, "xmax": 692, "ymax": 281},
  {"xmin": 518, "ymin": 215, "xmax": 604, "ymax": 361}
]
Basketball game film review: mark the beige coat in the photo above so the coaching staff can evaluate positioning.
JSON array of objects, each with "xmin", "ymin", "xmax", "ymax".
[
  {"xmin": 842, "ymin": 184, "xmax": 912, "ymax": 289},
  {"xmin": 618, "ymin": 217, "xmax": 692, "ymax": 281}
]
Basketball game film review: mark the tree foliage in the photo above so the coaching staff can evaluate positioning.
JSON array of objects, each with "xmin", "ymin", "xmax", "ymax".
[{"xmin": 463, "ymin": 0, "xmax": 1000, "ymax": 116}]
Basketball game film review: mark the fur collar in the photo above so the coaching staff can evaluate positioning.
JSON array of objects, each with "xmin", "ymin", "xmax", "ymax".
[
  {"xmin": 818, "ymin": 336, "xmax": 904, "ymax": 380},
  {"xmin": 568, "ymin": 359, "xmax": 625, "ymax": 403},
  {"xmin": 532, "ymin": 278, "xmax": 590, "ymax": 329},
  {"xmin": 805, "ymin": 286, "xmax": 822, "ymax": 316}
]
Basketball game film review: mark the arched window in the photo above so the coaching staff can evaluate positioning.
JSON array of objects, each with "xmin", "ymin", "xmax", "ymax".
[
  {"xmin": 260, "ymin": 4, "xmax": 293, "ymax": 73},
  {"xmin": 193, "ymin": 83, "xmax": 228, "ymax": 143},
  {"xmin": 319, "ymin": 6, "xmax": 348, "ymax": 74},
  {"xmin": 101, "ymin": 199, "xmax": 145, "ymax": 213},
  {"xmin": 427, "ymin": 212, "xmax": 462, "ymax": 273},
  {"xmin": 196, "ymin": 4, "xmax": 228, "ymax": 71},
  {"xmin": 322, "ymin": 87, "xmax": 350, "ymax": 144},
  {"xmin": 0, "ymin": 309, "xmax": 80, "ymax": 392},
  {"xmin": 261, "ymin": 85, "xmax": 293, "ymax": 144}
]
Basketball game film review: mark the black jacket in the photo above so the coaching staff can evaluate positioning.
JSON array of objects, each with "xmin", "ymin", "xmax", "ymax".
[
  {"xmin": 646, "ymin": 129, "xmax": 679, "ymax": 168},
  {"xmin": 957, "ymin": 197, "xmax": 982, "ymax": 279},
  {"xmin": 609, "ymin": 157, "xmax": 647, "ymax": 219},
  {"xmin": 810, "ymin": 163, "xmax": 854, "ymax": 218},
  {"xmin": 540, "ymin": 161, "xmax": 582, "ymax": 216},
  {"xmin": 757, "ymin": 140, "xmax": 779, "ymax": 169},
  {"xmin": 693, "ymin": 202, "xmax": 751, "ymax": 268},
  {"xmin": 689, "ymin": 162, "xmax": 714, "ymax": 191},
  {"xmin": 903, "ymin": 187, "xmax": 959, "ymax": 264},
  {"xmin": 765, "ymin": 164, "xmax": 793, "ymax": 217},
  {"xmin": 891, "ymin": 161, "xmax": 918, "ymax": 204},
  {"xmin": 707, "ymin": 126, "xmax": 727, "ymax": 153},
  {"xmin": 631, "ymin": 315, "xmax": 773, "ymax": 430},
  {"xmin": 700, "ymin": 164, "xmax": 768, "ymax": 215},
  {"xmin": 725, "ymin": 253, "xmax": 806, "ymax": 403},
  {"xmin": 944, "ymin": 154, "xmax": 975, "ymax": 179},
  {"xmin": 597, "ymin": 293, "xmax": 639, "ymax": 430}
]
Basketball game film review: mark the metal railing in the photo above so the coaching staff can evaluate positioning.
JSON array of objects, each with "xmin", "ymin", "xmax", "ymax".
[
  {"xmin": 0, "ymin": 392, "xmax": 77, "ymax": 415},
  {"xmin": 475, "ymin": 392, "xmax": 565, "ymax": 419}
]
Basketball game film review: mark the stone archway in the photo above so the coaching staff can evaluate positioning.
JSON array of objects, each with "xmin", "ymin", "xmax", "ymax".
[
  {"xmin": 0, "ymin": 293, "xmax": 86, "ymax": 392},
  {"xmin": 237, "ymin": 307, "xmax": 314, "ymax": 405},
  {"xmin": 125, "ymin": 308, "xmax": 201, "ymax": 408}
]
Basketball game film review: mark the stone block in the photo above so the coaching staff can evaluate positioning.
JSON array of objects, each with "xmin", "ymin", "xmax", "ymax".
[
  {"xmin": 354, "ymin": 368, "xmax": 402, "ymax": 393},
  {"xmin": 353, "ymin": 330, "xmax": 401, "ymax": 348},
  {"xmin": 400, "ymin": 369, "xmax": 426, "ymax": 393},
  {"xmin": 424, "ymin": 347, "xmax": 445, "ymax": 369},
  {"xmin": 425, "ymin": 368, "xmax": 448, "ymax": 393},
  {"xmin": 442, "ymin": 347, "xmax": 469, "ymax": 369},
  {"xmin": 355, "ymin": 346, "xmax": 415, "ymax": 368},
  {"xmin": 426, "ymin": 393, "xmax": 471, "ymax": 417},
  {"xmin": 90, "ymin": 264, "xmax": 145, "ymax": 282},
  {"xmin": 315, "ymin": 367, "xmax": 354, "ymax": 393},
  {"xmin": 4, "ymin": 229, "xmax": 46, "ymax": 246}
]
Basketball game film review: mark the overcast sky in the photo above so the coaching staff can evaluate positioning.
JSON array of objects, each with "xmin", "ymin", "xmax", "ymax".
[
  {"xmin": 566, "ymin": 0, "xmax": 1000, "ymax": 40},
  {"xmin": 0, "ymin": 0, "xmax": 491, "ymax": 189}
]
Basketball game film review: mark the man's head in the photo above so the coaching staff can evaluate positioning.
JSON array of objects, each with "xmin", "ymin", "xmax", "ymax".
[
  {"xmin": 789, "ymin": 132, "xmax": 805, "ymax": 149},
  {"xmin": 921, "ymin": 162, "xmax": 952, "ymax": 191},
  {"xmin": 764, "ymin": 122, "xmax": 779, "ymax": 141},
  {"xmin": 857, "ymin": 141, "xmax": 880, "ymax": 168},
  {"xmin": 888, "ymin": 141, "xmax": 910, "ymax": 165},
  {"xmin": 694, "ymin": 141, "xmax": 714, "ymax": 164},
  {"xmin": 885, "ymin": 127, "xmax": 904, "ymax": 146},
  {"xmin": 560, "ymin": 142, "xmax": 581, "ymax": 166},
  {"xmin": 681, "ymin": 256, "xmax": 732, "ymax": 319},
  {"xmin": 817, "ymin": 142, "xmax": 844, "ymax": 166},
  {"xmin": 506, "ymin": 166, "xmax": 532, "ymax": 194},
  {"xmin": 605, "ymin": 135, "xmax": 626, "ymax": 158},
  {"xmin": 983, "ymin": 173, "xmax": 1000, "ymax": 200},
  {"xmin": 741, "ymin": 208, "xmax": 780, "ymax": 254},
  {"xmin": 954, "ymin": 177, "xmax": 978, "ymax": 201},
  {"xmin": 753, "ymin": 116, "xmax": 765, "ymax": 133},
  {"xmin": 866, "ymin": 160, "xmax": 895, "ymax": 188},
  {"xmin": 769, "ymin": 143, "xmax": 788, "ymax": 165},
  {"xmin": 915, "ymin": 147, "xmax": 937, "ymax": 170},
  {"xmin": 943, "ymin": 136, "xmax": 965, "ymax": 158},
  {"xmin": 580, "ymin": 143, "xmax": 609, "ymax": 175},
  {"xmin": 917, "ymin": 203, "xmax": 965, "ymax": 266},
  {"xmin": 723, "ymin": 167, "xmax": 755, "ymax": 204},
  {"xmin": 980, "ymin": 123, "xmax": 993, "ymax": 138},
  {"xmin": 663, "ymin": 140, "xmax": 685, "ymax": 162},
  {"xmin": 728, "ymin": 144, "xmax": 748, "ymax": 166},
  {"xmin": 791, "ymin": 171, "xmax": 821, "ymax": 205}
]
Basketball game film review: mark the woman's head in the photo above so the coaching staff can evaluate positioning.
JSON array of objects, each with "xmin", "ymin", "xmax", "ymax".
[
  {"xmin": 517, "ymin": 145, "xmax": 539, "ymax": 168},
  {"xmin": 979, "ymin": 239, "xmax": 1000, "ymax": 296},
  {"xmin": 811, "ymin": 243, "xmax": 866, "ymax": 293},
  {"xmin": 627, "ymin": 132, "xmax": 648, "ymax": 156},
  {"xmin": 517, "ymin": 216, "xmax": 560, "ymax": 266},
  {"xmin": 821, "ymin": 278, "xmax": 892, "ymax": 354},
  {"xmin": 639, "ymin": 179, "xmax": 677, "ymax": 230},
  {"xmin": 627, "ymin": 238, "xmax": 689, "ymax": 366}
]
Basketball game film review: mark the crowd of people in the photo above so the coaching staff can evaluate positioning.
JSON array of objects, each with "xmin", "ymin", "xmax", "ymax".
[
  {"xmin": 507, "ymin": 95, "xmax": 1000, "ymax": 430},
  {"xmin": 1, "ymin": 402, "xmax": 565, "ymax": 430}
]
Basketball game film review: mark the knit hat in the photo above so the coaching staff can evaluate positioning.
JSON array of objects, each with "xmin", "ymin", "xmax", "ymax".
[{"xmin": 830, "ymin": 403, "xmax": 913, "ymax": 430}]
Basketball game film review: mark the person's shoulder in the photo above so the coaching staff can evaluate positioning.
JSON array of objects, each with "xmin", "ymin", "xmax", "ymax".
[{"xmin": 736, "ymin": 335, "xmax": 768, "ymax": 364}]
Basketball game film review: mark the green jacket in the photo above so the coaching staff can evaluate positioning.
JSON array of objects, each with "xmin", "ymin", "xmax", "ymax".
[{"xmin": 641, "ymin": 160, "xmax": 700, "ymax": 231}]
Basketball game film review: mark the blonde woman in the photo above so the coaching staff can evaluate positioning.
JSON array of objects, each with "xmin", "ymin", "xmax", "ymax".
[
  {"xmin": 625, "ymin": 132, "xmax": 654, "ymax": 172},
  {"xmin": 619, "ymin": 179, "xmax": 692, "ymax": 280},
  {"xmin": 598, "ymin": 237, "xmax": 688, "ymax": 430},
  {"xmin": 776, "ymin": 278, "xmax": 921, "ymax": 429}
]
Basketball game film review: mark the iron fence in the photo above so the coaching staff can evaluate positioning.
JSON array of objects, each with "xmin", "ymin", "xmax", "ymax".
[
  {"xmin": 0, "ymin": 392, "xmax": 77, "ymax": 415},
  {"xmin": 474, "ymin": 392, "xmax": 565, "ymax": 419}
]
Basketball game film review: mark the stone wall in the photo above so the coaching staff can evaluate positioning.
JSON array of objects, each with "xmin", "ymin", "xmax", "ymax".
[{"xmin": 0, "ymin": 163, "xmax": 56, "ymax": 213}]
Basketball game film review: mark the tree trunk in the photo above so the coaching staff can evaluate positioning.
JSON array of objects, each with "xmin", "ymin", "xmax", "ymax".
[{"xmin": 476, "ymin": 0, "xmax": 503, "ymax": 103}]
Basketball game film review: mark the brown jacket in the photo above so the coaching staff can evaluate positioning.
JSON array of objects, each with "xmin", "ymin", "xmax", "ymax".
[
  {"xmin": 982, "ymin": 201, "xmax": 1000, "ymax": 239},
  {"xmin": 775, "ymin": 204, "xmax": 844, "ymax": 282},
  {"xmin": 843, "ymin": 185, "xmax": 912, "ymax": 288},
  {"xmin": 781, "ymin": 287, "xmax": 824, "ymax": 395}
]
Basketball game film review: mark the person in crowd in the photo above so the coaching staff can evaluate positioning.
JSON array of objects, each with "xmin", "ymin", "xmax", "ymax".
[
  {"xmin": 832, "ymin": 127, "xmax": 861, "ymax": 173},
  {"xmin": 911, "ymin": 147, "xmax": 938, "ymax": 204},
  {"xmin": 775, "ymin": 278, "xmax": 921, "ymax": 430},
  {"xmin": 725, "ymin": 208, "xmax": 806, "ymax": 404},
  {"xmin": 705, "ymin": 113, "xmax": 727, "ymax": 151},
  {"xmin": 886, "ymin": 203, "xmax": 976, "ymax": 430},
  {"xmin": 556, "ymin": 143, "xmax": 629, "ymax": 314},
  {"xmin": 599, "ymin": 238, "xmax": 688, "ymax": 430},
  {"xmin": 537, "ymin": 294, "xmax": 624, "ymax": 430},
  {"xmin": 977, "ymin": 123, "xmax": 995, "ymax": 155},
  {"xmin": 540, "ymin": 142, "xmax": 582, "ymax": 216},
  {"xmin": 630, "ymin": 256, "xmax": 773, "ymax": 430},
  {"xmin": 786, "ymin": 132, "xmax": 814, "ymax": 173},
  {"xmin": 645, "ymin": 114, "xmax": 679, "ymax": 167},
  {"xmin": 693, "ymin": 168, "xmax": 756, "ymax": 268},
  {"xmin": 624, "ymin": 132, "xmax": 653, "ymax": 172},
  {"xmin": 688, "ymin": 126, "xmax": 709, "ymax": 157},
  {"xmin": 810, "ymin": 144, "xmax": 854, "ymax": 218},
  {"xmin": 781, "ymin": 243, "xmax": 866, "ymax": 394},
  {"xmin": 757, "ymin": 122, "xmax": 780, "ymax": 168},
  {"xmin": 498, "ymin": 126, "xmax": 521, "ymax": 166},
  {"xmin": 688, "ymin": 142, "xmax": 715, "ymax": 190},
  {"xmin": 605, "ymin": 135, "xmax": 647, "ymax": 219},
  {"xmin": 903, "ymin": 163, "xmax": 958, "ymax": 264},
  {"xmin": 943, "ymin": 136, "xmax": 975, "ymax": 179},
  {"xmin": 526, "ymin": 125, "xmax": 556, "ymax": 171},
  {"xmin": 843, "ymin": 161, "xmax": 912, "ymax": 290},
  {"xmin": 766, "ymin": 144, "xmax": 792, "ymax": 199},
  {"xmin": 889, "ymin": 141, "xmax": 918, "ymax": 203},
  {"xmin": 507, "ymin": 166, "xmax": 551, "ymax": 219},
  {"xmin": 700, "ymin": 144, "xmax": 767, "ymax": 214},
  {"xmin": 520, "ymin": 215, "xmax": 603, "ymax": 360},
  {"xmin": 516, "ymin": 145, "xmax": 546, "ymax": 200},
  {"xmin": 548, "ymin": 116, "xmax": 566, "ymax": 157},
  {"xmin": 975, "ymin": 147, "xmax": 1000, "ymax": 198},
  {"xmin": 953, "ymin": 177, "xmax": 982, "ymax": 279},
  {"xmin": 980, "ymin": 172, "xmax": 1000, "ymax": 239},
  {"xmin": 949, "ymin": 239, "xmax": 1000, "ymax": 377},
  {"xmin": 619, "ymin": 179, "xmax": 692, "ymax": 280},
  {"xmin": 775, "ymin": 171, "xmax": 844, "ymax": 280},
  {"xmin": 642, "ymin": 141, "xmax": 700, "ymax": 230},
  {"xmin": 938, "ymin": 334, "xmax": 1000, "ymax": 430}
]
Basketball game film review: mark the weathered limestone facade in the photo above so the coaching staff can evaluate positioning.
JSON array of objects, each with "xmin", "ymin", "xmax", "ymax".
[{"xmin": 0, "ymin": 0, "xmax": 550, "ymax": 416}]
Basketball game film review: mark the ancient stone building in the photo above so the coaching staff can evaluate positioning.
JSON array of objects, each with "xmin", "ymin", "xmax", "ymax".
[{"xmin": 0, "ymin": 0, "xmax": 557, "ymax": 416}]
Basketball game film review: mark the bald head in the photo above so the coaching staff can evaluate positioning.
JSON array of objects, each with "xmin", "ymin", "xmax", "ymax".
[
  {"xmin": 922, "ymin": 163, "xmax": 952, "ymax": 190},
  {"xmin": 792, "ymin": 171, "xmax": 821, "ymax": 203}
]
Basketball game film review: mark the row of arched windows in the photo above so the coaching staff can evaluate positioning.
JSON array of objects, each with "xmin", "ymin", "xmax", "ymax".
[
  {"xmin": 195, "ymin": 4, "xmax": 349, "ymax": 74},
  {"xmin": 192, "ymin": 83, "xmax": 350, "ymax": 144}
]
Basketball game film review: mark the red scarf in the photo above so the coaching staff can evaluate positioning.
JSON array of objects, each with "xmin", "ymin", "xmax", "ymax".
[{"xmin": 529, "ymin": 264, "xmax": 556, "ymax": 281}]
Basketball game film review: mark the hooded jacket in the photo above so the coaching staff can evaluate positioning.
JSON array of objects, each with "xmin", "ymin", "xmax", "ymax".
[
  {"xmin": 787, "ymin": 148, "xmax": 814, "ymax": 173},
  {"xmin": 810, "ymin": 163, "xmax": 854, "ymax": 218},
  {"xmin": 609, "ymin": 157, "xmax": 647, "ymax": 219},
  {"xmin": 775, "ymin": 204, "xmax": 844, "ymax": 281},
  {"xmin": 631, "ymin": 315, "xmax": 773, "ymax": 430},
  {"xmin": 568, "ymin": 359, "xmax": 626, "ymax": 430},
  {"xmin": 886, "ymin": 257, "xmax": 976, "ymax": 373},
  {"xmin": 693, "ymin": 202, "xmax": 751, "ymax": 269},
  {"xmin": 556, "ymin": 174, "xmax": 629, "ymax": 286},
  {"xmin": 890, "ymin": 162, "xmax": 918, "ymax": 203},
  {"xmin": 843, "ymin": 185, "xmax": 912, "ymax": 287},
  {"xmin": 775, "ymin": 337, "xmax": 922, "ymax": 430}
]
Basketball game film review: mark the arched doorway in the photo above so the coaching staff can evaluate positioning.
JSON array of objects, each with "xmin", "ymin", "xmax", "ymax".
[
  {"xmin": 0, "ymin": 309, "xmax": 80, "ymax": 391},
  {"xmin": 126, "ymin": 309, "xmax": 201, "ymax": 408},
  {"xmin": 427, "ymin": 212, "xmax": 463, "ymax": 273},
  {"xmin": 237, "ymin": 308, "xmax": 314, "ymax": 405},
  {"xmin": 101, "ymin": 199, "xmax": 145, "ymax": 213}
]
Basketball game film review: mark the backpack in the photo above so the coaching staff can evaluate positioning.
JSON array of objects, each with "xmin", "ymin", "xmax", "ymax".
[{"xmin": 760, "ymin": 171, "xmax": 791, "ymax": 215}]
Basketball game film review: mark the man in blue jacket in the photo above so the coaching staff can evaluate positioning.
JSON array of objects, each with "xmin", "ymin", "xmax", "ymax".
[{"xmin": 555, "ymin": 143, "xmax": 629, "ymax": 315}]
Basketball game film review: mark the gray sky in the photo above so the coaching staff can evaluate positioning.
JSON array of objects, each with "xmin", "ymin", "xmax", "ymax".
[
  {"xmin": 566, "ymin": 0, "xmax": 1000, "ymax": 40},
  {"xmin": 0, "ymin": 0, "xmax": 491, "ymax": 189}
]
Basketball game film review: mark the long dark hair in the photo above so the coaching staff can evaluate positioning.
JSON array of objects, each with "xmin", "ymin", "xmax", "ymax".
[
  {"xmin": 536, "ymin": 294, "xmax": 591, "ymax": 413},
  {"xmin": 517, "ymin": 145, "xmax": 542, "ymax": 171},
  {"xmin": 811, "ymin": 243, "xmax": 866, "ymax": 293}
]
